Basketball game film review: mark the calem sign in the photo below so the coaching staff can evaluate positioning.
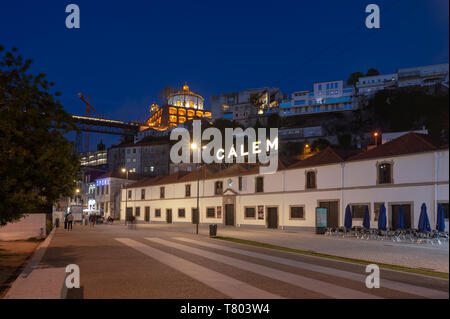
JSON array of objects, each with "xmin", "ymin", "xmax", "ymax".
[{"xmin": 170, "ymin": 120, "xmax": 279, "ymax": 174}]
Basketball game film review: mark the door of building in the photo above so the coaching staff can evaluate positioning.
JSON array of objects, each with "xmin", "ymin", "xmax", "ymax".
[
  {"xmin": 225, "ymin": 204, "xmax": 235, "ymax": 226},
  {"xmin": 192, "ymin": 208, "xmax": 199, "ymax": 224},
  {"xmin": 166, "ymin": 209, "xmax": 172, "ymax": 224},
  {"xmin": 126, "ymin": 207, "xmax": 133, "ymax": 221},
  {"xmin": 145, "ymin": 206, "xmax": 150, "ymax": 222},
  {"xmin": 267, "ymin": 207, "xmax": 278, "ymax": 229},
  {"xmin": 318, "ymin": 201, "xmax": 339, "ymax": 227},
  {"xmin": 391, "ymin": 204, "xmax": 412, "ymax": 229}
]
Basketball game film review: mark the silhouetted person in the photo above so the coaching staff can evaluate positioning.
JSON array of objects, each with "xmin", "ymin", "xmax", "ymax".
[{"xmin": 67, "ymin": 213, "xmax": 73, "ymax": 231}]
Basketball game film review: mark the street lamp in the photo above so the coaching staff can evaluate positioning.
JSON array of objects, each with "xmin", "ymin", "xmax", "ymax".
[
  {"xmin": 373, "ymin": 131, "xmax": 379, "ymax": 146},
  {"xmin": 191, "ymin": 143, "xmax": 204, "ymax": 235},
  {"xmin": 122, "ymin": 168, "xmax": 129, "ymax": 224}
]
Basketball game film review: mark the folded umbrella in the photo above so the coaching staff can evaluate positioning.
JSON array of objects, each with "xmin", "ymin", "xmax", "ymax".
[
  {"xmin": 363, "ymin": 205, "xmax": 370, "ymax": 229},
  {"xmin": 436, "ymin": 204, "xmax": 446, "ymax": 232},
  {"xmin": 378, "ymin": 204, "xmax": 387, "ymax": 231},
  {"xmin": 418, "ymin": 203, "xmax": 431, "ymax": 232},
  {"xmin": 344, "ymin": 205, "xmax": 352, "ymax": 229}
]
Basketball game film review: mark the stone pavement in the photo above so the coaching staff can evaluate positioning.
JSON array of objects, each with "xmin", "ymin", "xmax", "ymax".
[
  {"xmin": 133, "ymin": 223, "xmax": 449, "ymax": 273},
  {"xmin": 3, "ymin": 223, "xmax": 448, "ymax": 299}
]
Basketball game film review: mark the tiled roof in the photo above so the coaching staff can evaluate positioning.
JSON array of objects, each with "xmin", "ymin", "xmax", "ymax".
[
  {"xmin": 125, "ymin": 132, "xmax": 448, "ymax": 189},
  {"xmin": 288, "ymin": 147, "xmax": 348, "ymax": 169},
  {"xmin": 347, "ymin": 133, "xmax": 440, "ymax": 162}
]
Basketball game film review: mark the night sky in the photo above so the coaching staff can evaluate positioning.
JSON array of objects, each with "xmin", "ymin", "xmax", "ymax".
[{"xmin": 1, "ymin": 0, "xmax": 448, "ymax": 148}]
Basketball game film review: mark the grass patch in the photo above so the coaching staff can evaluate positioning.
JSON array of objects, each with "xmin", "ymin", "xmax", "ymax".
[{"xmin": 214, "ymin": 236, "xmax": 449, "ymax": 279}]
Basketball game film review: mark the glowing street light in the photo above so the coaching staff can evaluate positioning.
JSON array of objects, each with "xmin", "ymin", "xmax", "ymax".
[{"xmin": 373, "ymin": 131, "xmax": 379, "ymax": 145}]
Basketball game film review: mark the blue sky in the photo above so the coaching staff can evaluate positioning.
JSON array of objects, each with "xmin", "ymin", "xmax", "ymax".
[{"xmin": 1, "ymin": 0, "xmax": 448, "ymax": 148}]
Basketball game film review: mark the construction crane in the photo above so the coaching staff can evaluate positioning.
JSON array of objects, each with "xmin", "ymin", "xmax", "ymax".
[{"xmin": 77, "ymin": 93, "xmax": 103, "ymax": 153}]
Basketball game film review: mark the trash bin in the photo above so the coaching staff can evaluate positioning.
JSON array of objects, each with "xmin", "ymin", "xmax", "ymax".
[
  {"xmin": 55, "ymin": 218, "xmax": 60, "ymax": 228},
  {"xmin": 209, "ymin": 224, "xmax": 217, "ymax": 237}
]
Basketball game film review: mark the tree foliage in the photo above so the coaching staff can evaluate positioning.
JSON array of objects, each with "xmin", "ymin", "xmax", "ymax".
[
  {"xmin": 366, "ymin": 68, "xmax": 380, "ymax": 76},
  {"xmin": 366, "ymin": 87, "xmax": 449, "ymax": 140},
  {"xmin": 346, "ymin": 72, "xmax": 364, "ymax": 85},
  {"xmin": 0, "ymin": 46, "xmax": 80, "ymax": 226}
]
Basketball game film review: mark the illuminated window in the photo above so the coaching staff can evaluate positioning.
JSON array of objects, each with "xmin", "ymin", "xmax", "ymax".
[
  {"xmin": 187, "ymin": 109, "xmax": 195, "ymax": 118},
  {"xmin": 169, "ymin": 107, "xmax": 177, "ymax": 115},
  {"xmin": 189, "ymin": 101, "xmax": 194, "ymax": 108},
  {"xmin": 196, "ymin": 111, "xmax": 203, "ymax": 117},
  {"xmin": 178, "ymin": 108, "xmax": 186, "ymax": 116},
  {"xmin": 170, "ymin": 115, "xmax": 177, "ymax": 122},
  {"xmin": 176, "ymin": 100, "xmax": 181, "ymax": 106},
  {"xmin": 178, "ymin": 116, "xmax": 186, "ymax": 123}
]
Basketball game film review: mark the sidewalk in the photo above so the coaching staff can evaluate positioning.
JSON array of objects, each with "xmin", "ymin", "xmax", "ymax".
[{"xmin": 134, "ymin": 223, "xmax": 449, "ymax": 273}]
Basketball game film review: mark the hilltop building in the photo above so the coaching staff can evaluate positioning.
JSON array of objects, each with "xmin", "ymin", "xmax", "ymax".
[{"xmin": 147, "ymin": 84, "xmax": 211, "ymax": 131}]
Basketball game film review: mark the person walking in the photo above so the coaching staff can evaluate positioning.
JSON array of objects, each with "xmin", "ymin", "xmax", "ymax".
[{"xmin": 67, "ymin": 212, "xmax": 74, "ymax": 231}]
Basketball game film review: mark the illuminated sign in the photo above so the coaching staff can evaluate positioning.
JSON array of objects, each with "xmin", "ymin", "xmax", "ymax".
[{"xmin": 95, "ymin": 178, "xmax": 110, "ymax": 186}]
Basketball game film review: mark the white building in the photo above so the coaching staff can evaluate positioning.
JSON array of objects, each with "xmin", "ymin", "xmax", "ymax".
[
  {"xmin": 280, "ymin": 80, "xmax": 356, "ymax": 117},
  {"xmin": 94, "ymin": 170, "xmax": 144, "ymax": 219},
  {"xmin": 210, "ymin": 87, "xmax": 283, "ymax": 125},
  {"xmin": 356, "ymin": 73, "xmax": 398, "ymax": 97},
  {"xmin": 357, "ymin": 63, "xmax": 449, "ymax": 97},
  {"xmin": 120, "ymin": 133, "xmax": 449, "ymax": 231}
]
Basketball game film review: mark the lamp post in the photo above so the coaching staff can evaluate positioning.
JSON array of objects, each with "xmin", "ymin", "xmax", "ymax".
[
  {"xmin": 373, "ymin": 132, "xmax": 379, "ymax": 146},
  {"xmin": 122, "ymin": 168, "xmax": 129, "ymax": 224},
  {"xmin": 191, "ymin": 143, "xmax": 205, "ymax": 235}
]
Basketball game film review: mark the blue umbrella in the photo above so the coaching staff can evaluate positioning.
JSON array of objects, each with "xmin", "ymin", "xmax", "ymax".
[
  {"xmin": 397, "ymin": 205, "xmax": 405, "ymax": 230},
  {"xmin": 344, "ymin": 205, "xmax": 352, "ymax": 229},
  {"xmin": 363, "ymin": 205, "xmax": 370, "ymax": 229},
  {"xmin": 418, "ymin": 203, "xmax": 431, "ymax": 232},
  {"xmin": 436, "ymin": 204, "xmax": 446, "ymax": 232},
  {"xmin": 378, "ymin": 204, "xmax": 387, "ymax": 231}
]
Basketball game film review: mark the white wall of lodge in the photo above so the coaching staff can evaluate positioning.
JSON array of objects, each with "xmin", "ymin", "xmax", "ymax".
[{"xmin": 120, "ymin": 149, "xmax": 449, "ymax": 230}]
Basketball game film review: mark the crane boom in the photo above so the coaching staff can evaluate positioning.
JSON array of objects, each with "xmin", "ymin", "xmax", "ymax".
[
  {"xmin": 77, "ymin": 93, "xmax": 103, "ymax": 119},
  {"xmin": 77, "ymin": 93, "xmax": 103, "ymax": 153}
]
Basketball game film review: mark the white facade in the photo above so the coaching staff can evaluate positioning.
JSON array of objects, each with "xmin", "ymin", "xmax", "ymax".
[
  {"xmin": 280, "ymin": 80, "xmax": 355, "ymax": 117},
  {"xmin": 210, "ymin": 87, "xmax": 282, "ymax": 123},
  {"xmin": 356, "ymin": 73, "xmax": 398, "ymax": 96},
  {"xmin": 120, "ymin": 145, "xmax": 449, "ymax": 231},
  {"xmin": 357, "ymin": 63, "xmax": 449, "ymax": 96}
]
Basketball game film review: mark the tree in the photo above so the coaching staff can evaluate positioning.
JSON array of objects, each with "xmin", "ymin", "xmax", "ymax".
[
  {"xmin": 367, "ymin": 87, "xmax": 449, "ymax": 141},
  {"xmin": 346, "ymin": 72, "xmax": 364, "ymax": 85},
  {"xmin": 366, "ymin": 68, "xmax": 380, "ymax": 76},
  {"xmin": 0, "ymin": 46, "xmax": 80, "ymax": 226}
]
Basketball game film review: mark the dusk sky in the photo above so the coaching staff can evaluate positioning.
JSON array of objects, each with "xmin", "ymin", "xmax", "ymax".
[{"xmin": 1, "ymin": 0, "xmax": 448, "ymax": 148}]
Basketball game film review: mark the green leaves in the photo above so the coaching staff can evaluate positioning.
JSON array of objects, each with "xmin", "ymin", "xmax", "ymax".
[{"xmin": 0, "ymin": 46, "xmax": 80, "ymax": 226}]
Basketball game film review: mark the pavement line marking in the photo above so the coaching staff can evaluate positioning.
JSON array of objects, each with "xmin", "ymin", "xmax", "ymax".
[
  {"xmin": 115, "ymin": 238, "xmax": 282, "ymax": 299},
  {"xmin": 174, "ymin": 237, "xmax": 448, "ymax": 299},
  {"xmin": 145, "ymin": 237, "xmax": 381, "ymax": 299}
]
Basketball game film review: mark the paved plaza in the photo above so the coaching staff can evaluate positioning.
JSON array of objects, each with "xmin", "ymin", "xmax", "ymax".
[{"xmin": 3, "ymin": 223, "xmax": 448, "ymax": 299}]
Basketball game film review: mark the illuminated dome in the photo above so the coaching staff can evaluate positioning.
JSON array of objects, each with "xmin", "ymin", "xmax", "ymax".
[
  {"xmin": 150, "ymin": 103, "xmax": 159, "ymax": 113},
  {"xmin": 168, "ymin": 83, "xmax": 204, "ymax": 110}
]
